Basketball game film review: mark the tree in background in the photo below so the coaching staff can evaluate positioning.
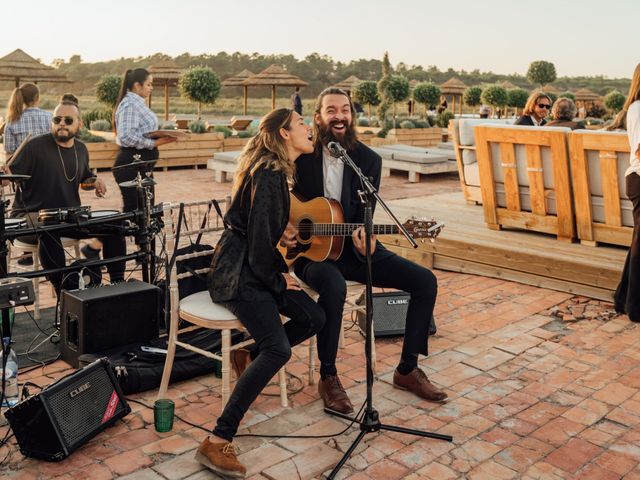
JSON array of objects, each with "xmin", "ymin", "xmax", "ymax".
[
  {"xmin": 384, "ymin": 75, "xmax": 410, "ymax": 126},
  {"xmin": 463, "ymin": 86, "xmax": 483, "ymax": 108},
  {"xmin": 527, "ymin": 60, "xmax": 557, "ymax": 87},
  {"xmin": 560, "ymin": 91, "xmax": 576, "ymax": 102},
  {"xmin": 352, "ymin": 80, "xmax": 380, "ymax": 119},
  {"xmin": 376, "ymin": 52, "xmax": 393, "ymax": 121},
  {"xmin": 604, "ymin": 90, "xmax": 626, "ymax": 113},
  {"xmin": 506, "ymin": 88, "xmax": 529, "ymax": 116},
  {"xmin": 179, "ymin": 66, "xmax": 221, "ymax": 119},
  {"xmin": 413, "ymin": 82, "xmax": 441, "ymax": 117},
  {"xmin": 95, "ymin": 74, "xmax": 122, "ymax": 108},
  {"xmin": 481, "ymin": 85, "xmax": 508, "ymax": 117}
]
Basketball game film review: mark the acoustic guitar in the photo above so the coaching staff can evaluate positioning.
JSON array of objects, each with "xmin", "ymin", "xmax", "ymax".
[{"xmin": 278, "ymin": 193, "xmax": 444, "ymax": 266}]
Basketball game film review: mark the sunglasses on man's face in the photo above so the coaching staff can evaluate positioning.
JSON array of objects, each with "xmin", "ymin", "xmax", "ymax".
[
  {"xmin": 537, "ymin": 104, "xmax": 551, "ymax": 109},
  {"xmin": 52, "ymin": 116, "xmax": 76, "ymax": 125}
]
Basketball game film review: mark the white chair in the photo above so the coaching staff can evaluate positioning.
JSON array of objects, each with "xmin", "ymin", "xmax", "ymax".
[
  {"xmin": 12, "ymin": 237, "xmax": 80, "ymax": 320},
  {"xmin": 156, "ymin": 199, "xmax": 288, "ymax": 411}
]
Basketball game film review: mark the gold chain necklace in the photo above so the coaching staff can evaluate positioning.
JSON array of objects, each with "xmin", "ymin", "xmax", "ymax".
[{"xmin": 56, "ymin": 143, "xmax": 79, "ymax": 182}]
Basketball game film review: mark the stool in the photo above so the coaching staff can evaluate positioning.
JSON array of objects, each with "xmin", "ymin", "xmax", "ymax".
[{"xmin": 13, "ymin": 238, "xmax": 81, "ymax": 320}]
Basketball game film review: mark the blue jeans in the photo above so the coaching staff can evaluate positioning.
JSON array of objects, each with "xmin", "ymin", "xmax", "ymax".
[{"xmin": 212, "ymin": 289, "xmax": 325, "ymax": 440}]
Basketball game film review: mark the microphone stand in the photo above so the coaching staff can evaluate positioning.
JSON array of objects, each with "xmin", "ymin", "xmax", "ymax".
[{"xmin": 324, "ymin": 142, "xmax": 452, "ymax": 479}]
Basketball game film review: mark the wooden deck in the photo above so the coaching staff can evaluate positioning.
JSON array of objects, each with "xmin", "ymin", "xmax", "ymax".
[{"xmin": 378, "ymin": 191, "xmax": 626, "ymax": 301}]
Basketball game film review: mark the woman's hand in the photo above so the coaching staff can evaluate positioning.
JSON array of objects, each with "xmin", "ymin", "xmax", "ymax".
[
  {"xmin": 282, "ymin": 273, "xmax": 301, "ymax": 291},
  {"xmin": 155, "ymin": 137, "xmax": 178, "ymax": 147},
  {"xmin": 94, "ymin": 178, "xmax": 107, "ymax": 197}
]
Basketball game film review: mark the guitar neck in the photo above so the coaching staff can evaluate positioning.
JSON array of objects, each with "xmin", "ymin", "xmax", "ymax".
[{"xmin": 311, "ymin": 224, "xmax": 399, "ymax": 236}]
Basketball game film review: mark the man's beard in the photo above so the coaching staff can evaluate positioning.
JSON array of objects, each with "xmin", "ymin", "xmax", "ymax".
[
  {"xmin": 316, "ymin": 119, "xmax": 358, "ymax": 153},
  {"xmin": 53, "ymin": 129, "xmax": 76, "ymax": 143}
]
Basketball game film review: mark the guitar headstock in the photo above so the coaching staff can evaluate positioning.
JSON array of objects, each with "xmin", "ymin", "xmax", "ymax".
[{"xmin": 402, "ymin": 217, "xmax": 445, "ymax": 242}]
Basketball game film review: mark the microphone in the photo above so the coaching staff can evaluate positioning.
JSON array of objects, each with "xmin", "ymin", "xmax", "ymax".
[{"xmin": 327, "ymin": 141, "xmax": 344, "ymax": 157}]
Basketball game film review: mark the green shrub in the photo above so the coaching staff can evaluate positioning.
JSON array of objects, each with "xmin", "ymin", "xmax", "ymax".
[
  {"xmin": 560, "ymin": 91, "xmax": 576, "ymax": 102},
  {"xmin": 463, "ymin": 86, "xmax": 483, "ymax": 107},
  {"xmin": 77, "ymin": 128, "xmax": 106, "ymax": 143},
  {"xmin": 159, "ymin": 121, "xmax": 177, "ymax": 130},
  {"xmin": 546, "ymin": 92, "xmax": 558, "ymax": 104},
  {"xmin": 179, "ymin": 66, "xmax": 222, "ymax": 119},
  {"xmin": 376, "ymin": 128, "xmax": 389, "ymax": 138},
  {"xmin": 362, "ymin": 130, "xmax": 373, "ymax": 135},
  {"xmin": 399, "ymin": 120, "xmax": 414, "ymax": 129},
  {"xmin": 413, "ymin": 82, "xmax": 441, "ymax": 113},
  {"xmin": 237, "ymin": 130, "xmax": 254, "ymax": 138},
  {"xmin": 213, "ymin": 125, "xmax": 232, "ymax": 138},
  {"xmin": 369, "ymin": 119, "xmax": 380, "ymax": 127},
  {"xmin": 82, "ymin": 108, "xmax": 112, "ymax": 129},
  {"xmin": 413, "ymin": 119, "xmax": 430, "ymax": 128},
  {"xmin": 95, "ymin": 74, "xmax": 121, "ymax": 108},
  {"xmin": 527, "ymin": 60, "xmax": 557, "ymax": 86},
  {"xmin": 604, "ymin": 90, "xmax": 625, "ymax": 113},
  {"xmin": 188, "ymin": 120, "xmax": 207, "ymax": 133},
  {"xmin": 481, "ymin": 85, "xmax": 508, "ymax": 109},
  {"xmin": 436, "ymin": 110, "xmax": 455, "ymax": 128},
  {"xmin": 352, "ymin": 80, "xmax": 381, "ymax": 118},
  {"xmin": 507, "ymin": 88, "xmax": 529, "ymax": 109},
  {"xmin": 89, "ymin": 119, "xmax": 111, "ymax": 131},
  {"xmin": 357, "ymin": 117, "xmax": 370, "ymax": 127}
]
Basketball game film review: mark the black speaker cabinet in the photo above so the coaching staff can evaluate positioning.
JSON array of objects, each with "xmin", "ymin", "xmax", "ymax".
[
  {"xmin": 60, "ymin": 280, "xmax": 161, "ymax": 368},
  {"xmin": 4, "ymin": 358, "xmax": 130, "ymax": 461},
  {"xmin": 357, "ymin": 291, "xmax": 410, "ymax": 337}
]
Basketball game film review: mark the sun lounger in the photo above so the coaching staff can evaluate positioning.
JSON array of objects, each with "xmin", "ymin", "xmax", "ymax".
[{"xmin": 371, "ymin": 146, "xmax": 454, "ymax": 182}]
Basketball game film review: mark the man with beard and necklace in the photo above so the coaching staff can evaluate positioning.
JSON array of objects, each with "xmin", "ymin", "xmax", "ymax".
[
  {"xmin": 6, "ymin": 101, "xmax": 126, "ymax": 294},
  {"xmin": 289, "ymin": 88, "xmax": 447, "ymax": 414}
]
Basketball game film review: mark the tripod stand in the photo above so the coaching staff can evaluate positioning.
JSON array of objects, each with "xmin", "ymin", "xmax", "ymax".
[{"xmin": 324, "ymin": 142, "xmax": 452, "ymax": 479}]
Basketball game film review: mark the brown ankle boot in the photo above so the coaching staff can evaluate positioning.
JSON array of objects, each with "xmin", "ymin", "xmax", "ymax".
[
  {"xmin": 194, "ymin": 436, "xmax": 246, "ymax": 478},
  {"xmin": 230, "ymin": 348, "xmax": 252, "ymax": 379}
]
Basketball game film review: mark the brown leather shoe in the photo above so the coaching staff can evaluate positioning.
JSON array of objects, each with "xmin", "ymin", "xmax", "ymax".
[
  {"xmin": 318, "ymin": 375, "xmax": 354, "ymax": 414},
  {"xmin": 194, "ymin": 436, "xmax": 246, "ymax": 478},
  {"xmin": 230, "ymin": 348, "xmax": 252, "ymax": 379},
  {"xmin": 393, "ymin": 368, "xmax": 448, "ymax": 403}
]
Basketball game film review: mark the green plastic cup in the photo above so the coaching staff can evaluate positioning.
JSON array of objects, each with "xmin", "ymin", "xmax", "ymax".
[{"xmin": 154, "ymin": 399, "xmax": 175, "ymax": 432}]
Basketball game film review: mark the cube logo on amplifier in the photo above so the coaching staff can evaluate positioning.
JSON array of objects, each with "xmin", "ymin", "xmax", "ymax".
[{"xmin": 357, "ymin": 291, "xmax": 411, "ymax": 337}]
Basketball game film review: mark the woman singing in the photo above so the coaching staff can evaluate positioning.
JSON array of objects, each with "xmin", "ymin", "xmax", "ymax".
[
  {"xmin": 614, "ymin": 63, "xmax": 640, "ymax": 321},
  {"xmin": 196, "ymin": 109, "xmax": 325, "ymax": 478}
]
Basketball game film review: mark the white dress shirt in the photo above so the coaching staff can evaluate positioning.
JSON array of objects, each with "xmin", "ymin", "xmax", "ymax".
[
  {"xmin": 626, "ymin": 100, "xmax": 640, "ymax": 177},
  {"xmin": 322, "ymin": 146, "xmax": 344, "ymax": 201}
]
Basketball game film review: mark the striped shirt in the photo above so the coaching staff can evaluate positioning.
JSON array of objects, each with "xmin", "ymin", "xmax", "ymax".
[
  {"xmin": 3, "ymin": 108, "xmax": 52, "ymax": 154},
  {"xmin": 115, "ymin": 92, "xmax": 158, "ymax": 149}
]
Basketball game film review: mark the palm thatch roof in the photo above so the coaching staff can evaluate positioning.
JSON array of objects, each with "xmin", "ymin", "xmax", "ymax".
[
  {"xmin": 574, "ymin": 88, "xmax": 600, "ymax": 101},
  {"xmin": 440, "ymin": 77, "xmax": 467, "ymax": 95},
  {"xmin": 0, "ymin": 49, "xmax": 70, "ymax": 86},
  {"xmin": 148, "ymin": 59, "xmax": 182, "ymax": 86},
  {"xmin": 241, "ymin": 65, "xmax": 307, "ymax": 87},
  {"xmin": 333, "ymin": 75, "xmax": 361, "ymax": 91},
  {"xmin": 222, "ymin": 69, "xmax": 255, "ymax": 87},
  {"xmin": 542, "ymin": 84, "xmax": 562, "ymax": 95},
  {"xmin": 499, "ymin": 81, "xmax": 517, "ymax": 90}
]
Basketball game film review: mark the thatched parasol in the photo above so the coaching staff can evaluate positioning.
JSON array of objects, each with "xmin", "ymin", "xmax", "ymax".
[
  {"xmin": 574, "ymin": 88, "xmax": 600, "ymax": 102},
  {"xmin": 499, "ymin": 81, "xmax": 517, "ymax": 90},
  {"xmin": 0, "ymin": 49, "xmax": 70, "ymax": 87},
  {"xmin": 242, "ymin": 65, "xmax": 308, "ymax": 110},
  {"xmin": 332, "ymin": 75, "xmax": 361, "ymax": 94},
  {"xmin": 542, "ymin": 84, "xmax": 562, "ymax": 95},
  {"xmin": 440, "ymin": 77, "xmax": 467, "ymax": 115},
  {"xmin": 222, "ymin": 69, "xmax": 255, "ymax": 115},
  {"xmin": 148, "ymin": 59, "xmax": 182, "ymax": 120}
]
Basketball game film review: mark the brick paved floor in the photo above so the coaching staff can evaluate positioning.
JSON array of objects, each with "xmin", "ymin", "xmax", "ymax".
[{"xmin": 1, "ymin": 169, "xmax": 639, "ymax": 479}]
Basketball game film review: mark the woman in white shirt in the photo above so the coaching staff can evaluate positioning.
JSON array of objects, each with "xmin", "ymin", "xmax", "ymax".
[{"xmin": 614, "ymin": 63, "xmax": 640, "ymax": 322}]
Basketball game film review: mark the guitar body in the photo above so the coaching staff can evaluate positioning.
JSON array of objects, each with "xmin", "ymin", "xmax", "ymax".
[{"xmin": 280, "ymin": 194, "xmax": 346, "ymax": 266}]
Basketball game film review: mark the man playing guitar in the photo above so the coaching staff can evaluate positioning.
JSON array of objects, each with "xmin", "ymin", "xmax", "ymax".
[{"xmin": 287, "ymin": 87, "xmax": 447, "ymax": 415}]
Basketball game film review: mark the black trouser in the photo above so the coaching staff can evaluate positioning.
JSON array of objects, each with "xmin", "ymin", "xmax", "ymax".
[
  {"xmin": 38, "ymin": 228, "xmax": 126, "ymax": 293},
  {"xmin": 615, "ymin": 172, "xmax": 640, "ymax": 321},
  {"xmin": 113, "ymin": 147, "xmax": 158, "ymax": 212},
  {"xmin": 295, "ymin": 251, "xmax": 437, "ymax": 377},
  {"xmin": 212, "ymin": 289, "xmax": 325, "ymax": 441}
]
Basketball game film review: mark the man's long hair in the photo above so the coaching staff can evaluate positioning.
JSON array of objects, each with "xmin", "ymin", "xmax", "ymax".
[{"xmin": 313, "ymin": 87, "xmax": 358, "ymax": 153}]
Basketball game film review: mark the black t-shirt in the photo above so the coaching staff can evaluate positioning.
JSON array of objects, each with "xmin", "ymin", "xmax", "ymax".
[{"xmin": 11, "ymin": 133, "xmax": 93, "ymax": 212}]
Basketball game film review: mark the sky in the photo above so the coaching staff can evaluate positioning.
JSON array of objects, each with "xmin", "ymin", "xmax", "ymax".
[{"xmin": 5, "ymin": 0, "xmax": 637, "ymax": 78}]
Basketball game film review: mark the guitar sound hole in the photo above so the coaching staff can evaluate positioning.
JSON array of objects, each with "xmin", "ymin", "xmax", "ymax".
[{"xmin": 298, "ymin": 218, "xmax": 312, "ymax": 241}]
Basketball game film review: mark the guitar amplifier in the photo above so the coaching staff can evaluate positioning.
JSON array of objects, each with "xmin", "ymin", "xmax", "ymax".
[
  {"xmin": 357, "ymin": 291, "xmax": 410, "ymax": 337},
  {"xmin": 4, "ymin": 358, "xmax": 130, "ymax": 461},
  {"xmin": 60, "ymin": 280, "xmax": 161, "ymax": 368}
]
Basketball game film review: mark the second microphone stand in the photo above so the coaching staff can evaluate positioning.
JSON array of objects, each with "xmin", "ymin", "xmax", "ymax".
[{"xmin": 324, "ymin": 143, "xmax": 452, "ymax": 479}]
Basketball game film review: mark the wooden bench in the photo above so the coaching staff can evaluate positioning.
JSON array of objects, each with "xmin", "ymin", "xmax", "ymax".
[
  {"xmin": 475, "ymin": 125, "xmax": 575, "ymax": 242},
  {"xmin": 372, "ymin": 146, "xmax": 452, "ymax": 182},
  {"xmin": 207, "ymin": 150, "xmax": 242, "ymax": 182},
  {"xmin": 570, "ymin": 130, "xmax": 632, "ymax": 246}
]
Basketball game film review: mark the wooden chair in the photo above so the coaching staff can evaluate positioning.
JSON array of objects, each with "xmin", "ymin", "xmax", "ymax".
[
  {"xmin": 475, "ymin": 124, "xmax": 575, "ymax": 242},
  {"xmin": 156, "ymin": 199, "xmax": 288, "ymax": 410},
  {"xmin": 569, "ymin": 130, "xmax": 632, "ymax": 247}
]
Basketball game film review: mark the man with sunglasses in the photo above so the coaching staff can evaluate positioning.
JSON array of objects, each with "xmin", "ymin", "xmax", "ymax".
[
  {"xmin": 516, "ymin": 91, "xmax": 553, "ymax": 126},
  {"xmin": 5, "ymin": 100, "xmax": 126, "ymax": 294}
]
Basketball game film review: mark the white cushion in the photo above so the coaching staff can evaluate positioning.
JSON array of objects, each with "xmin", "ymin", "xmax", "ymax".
[
  {"xmin": 591, "ymin": 196, "xmax": 634, "ymax": 226},
  {"xmin": 462, "ymin": 149, "xmax": 476, "ymax": 165},
  {"xmin": 180, "ymin": 290, "xmax": 237, "ymax": 321},
  {"xmin": 457, "ymin": 118, "xmax": 515, "ymax": 146},
  {"xmin": 391, "ymin": 151, "xmax": 447, "ymax": 164},
  {"xmin": 463, "ymin": 163, "xmax": 480, "ymax": 187}
]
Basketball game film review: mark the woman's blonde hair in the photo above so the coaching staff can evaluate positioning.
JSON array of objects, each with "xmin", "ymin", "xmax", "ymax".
[
  {"xmin": 6, "ymin": 83, "xmax": 40, "ymax": 123},
  {"xmin": 608, "ymin": 63, "xmax": 640, "ymax": 132},
  {"xmin": 523, "ymin": 90, "xmax": 552, "ymax": 116},
  {"xmin": 231, "ymin": 108, "xmax": 296, "ymax": 197}
]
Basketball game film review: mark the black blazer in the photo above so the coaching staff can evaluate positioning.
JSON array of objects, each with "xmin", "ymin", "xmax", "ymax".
[
  {"xmin": 515, "ymin": 115, "xmax": 547, "ymax": 126},
  {"xmin": 293, "ymin": 142, "xmax": 394, "ymax": 263},
  {"xmin": 208, "ymin": 161, "xmax": 289, "ymax": 304}
]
